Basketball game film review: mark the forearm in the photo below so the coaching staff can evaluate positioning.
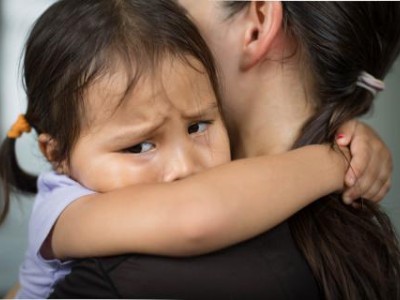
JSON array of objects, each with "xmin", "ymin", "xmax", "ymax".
[{"xmin": 53, "ymin": 145, "xmax": 345, "ymax": 258}]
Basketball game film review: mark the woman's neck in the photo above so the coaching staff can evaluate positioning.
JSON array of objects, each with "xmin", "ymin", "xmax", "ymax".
[{"xmin": 229, "ymin": 63, "xmax": 316, "ymax": 159}]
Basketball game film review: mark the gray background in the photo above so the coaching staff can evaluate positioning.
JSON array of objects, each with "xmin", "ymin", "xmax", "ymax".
[{"xmin": 0, "ymin": 0, "xmax": 399, "ymax": 296}]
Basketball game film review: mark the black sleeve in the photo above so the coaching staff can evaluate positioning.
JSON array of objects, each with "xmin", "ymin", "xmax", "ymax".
[{"xmin": 49, "ymin": 258, "xmax": 121, "ymax": 299}]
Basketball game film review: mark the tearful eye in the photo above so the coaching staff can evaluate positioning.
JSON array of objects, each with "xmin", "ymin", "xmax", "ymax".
[
  {"xmin": 124, "ymin": 142, "xmax": 155, "ymax": 154},
  {"xmin": 188, "ymin": 121, "xmax": 212, "ymax": 135}
]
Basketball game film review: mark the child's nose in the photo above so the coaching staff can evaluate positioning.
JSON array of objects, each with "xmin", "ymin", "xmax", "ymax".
[{"xmin": 163, "ymin": 149, "xmax": 198, "ymax": 182}]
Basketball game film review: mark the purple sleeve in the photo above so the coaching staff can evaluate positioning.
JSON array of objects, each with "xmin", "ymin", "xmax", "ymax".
[{"xmin": 16, "ymin": 172, "xmax": 95, "ymax": 299}]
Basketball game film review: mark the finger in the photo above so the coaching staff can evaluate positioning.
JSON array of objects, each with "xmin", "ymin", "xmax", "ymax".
[
  {"xmin": 361, "ymin": 175, "xmax": 385, "ymax": 201},
  {"xmin": 336, "ymin": 120, "xmax": 358, "ymax": 146},
  {"xmin": 344, "ymin": 168, "xmax": 357, "ymax": 189},
  {"xmin": 361, "ymin": 148, "xmax": 392, "ymax": 201},
  {"xmin": 353, "ymin": 142, "xmax": 383, "ymax": 199},
  {"xmin": 342, "ymin": 193, "xmax": 354, "ymax": 205},
  {"xmin": 342, "ymin": 179, "xmax": 362, "ymax": 204},
  {"xmin": 370, "ymin": 177, "xmax": 392, "ymax": 203},
  {"xmin": 336, "ymin": 133, "xmax": 350, "ymax": 146},
  {"xmin": 360, "ymin": 154, "xmax": 390, "ymax": 201},
  {"xmin": 345, "ymin": 139, "xmax": 371, "ymax": 187},
  {"xmin": 342, "ymin": 185, "xmax": 360, "ymax": 204},
  {"xmin": 343, "ymin": 161, "xmax": 377, "ymax": 203},
  {"xmin": 377, "ymin": 147, "xmax": 394, "ymax": 183}
]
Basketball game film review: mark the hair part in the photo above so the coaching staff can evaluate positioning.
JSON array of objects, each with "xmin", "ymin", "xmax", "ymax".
[
  {"xmin": 0, "ymin": 0, "xmax": 221, "ymax": 224},
  {"xmin": 224, "ymin": 2, "xmax": 400, "ymax": 299}
]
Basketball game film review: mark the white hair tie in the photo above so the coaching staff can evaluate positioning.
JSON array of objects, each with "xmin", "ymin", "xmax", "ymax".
[{"xmin": 356, "ymin": 71, "xmax": 385, "ymax": 96}]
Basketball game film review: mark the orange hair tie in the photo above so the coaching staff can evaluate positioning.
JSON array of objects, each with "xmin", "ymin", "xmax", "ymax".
[{"xmin": 7, "ymin": 114, "xmax": 32, "ymax": 139}]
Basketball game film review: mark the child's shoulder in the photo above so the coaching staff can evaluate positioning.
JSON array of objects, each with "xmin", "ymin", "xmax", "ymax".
[
  {"xmin": 38, "ymin": 171, "xmax": 80, "ymax": 191},
  {"xmin": 37, "ymin": 171, "xmax": 92, "ymax": 196},
  {"xmin": 31, "ymin": 172, "xmax": 95, "ymax": 225},
  {"xmin": 27, "ymin": 172, "xmax": 96, "ymax": 256}
]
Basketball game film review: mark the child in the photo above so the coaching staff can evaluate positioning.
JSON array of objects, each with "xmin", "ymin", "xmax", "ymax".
[{"xmin": 0, "ymin": 0, "xmax": 390, "ymax": 298}]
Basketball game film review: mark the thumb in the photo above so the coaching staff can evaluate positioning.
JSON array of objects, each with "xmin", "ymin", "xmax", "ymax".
[{"xmin": 336, "ymin": 120, "xmax": 358, "ymax": 146}]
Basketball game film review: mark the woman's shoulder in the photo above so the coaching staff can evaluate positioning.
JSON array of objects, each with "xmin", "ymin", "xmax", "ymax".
[{"xmin": 52, "ymin": 222, "xmax": 322, "ymax": 299}]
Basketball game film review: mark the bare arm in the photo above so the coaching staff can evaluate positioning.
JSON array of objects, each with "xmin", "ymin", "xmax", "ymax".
[{"xmin": 52, "ymin": 144, "xmax": 347, "ymax": 259}]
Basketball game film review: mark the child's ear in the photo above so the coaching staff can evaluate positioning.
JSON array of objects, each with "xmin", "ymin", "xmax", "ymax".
[
  {"xmin": 38, "ymin": 134, "xmax": 69, "ymax": 174},
  {"xmin": 240, "ymin": 1, "xmax": 283, "ymax": 70}
]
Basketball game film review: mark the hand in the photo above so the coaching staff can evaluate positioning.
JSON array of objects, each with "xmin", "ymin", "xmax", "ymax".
[{"xmin": 336, "ymin": 120, "xmax": 392, "ymax": 205}]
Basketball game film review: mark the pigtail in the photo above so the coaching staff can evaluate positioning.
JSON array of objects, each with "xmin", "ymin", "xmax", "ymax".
[
  {"xmin": 0, "ymin": 135, "xmax": 37, "ymax": 225},
  {"xmin": 284, "ymin": 2, "xmax": 400, "ymax": 299},
  {"xmin": 224, "ymin": 2, "xmax": 400, "ymax": 299},
  {"xmin": 290, "ymin": 94, "xmax": 400, "ymax": 299}
]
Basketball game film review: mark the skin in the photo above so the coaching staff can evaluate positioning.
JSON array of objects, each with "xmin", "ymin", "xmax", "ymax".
[
  {"xmin": 10, "ymin": 2, "xmax": 394, "ymax": 297},
  {"xmin": 177, "ymin": 0, "xmax": 392, "ymax": 202},
  {"xmin": 36, "ymin": 46, "xmax": 350, "ymax": 260},
  {"xmin": 41, "ymin": 57, "xmax": 230, "ymax": 191},
  {"xmin": 15, "ymin": 48, "xmax": 351, "ymax": 298},
  {"xmin": 47, "ymin": 1, "xmax": 390, "ymax": 258},
  {"xmin": 177, "ymin": 0, "xmax": 316, "ymax": 156}
]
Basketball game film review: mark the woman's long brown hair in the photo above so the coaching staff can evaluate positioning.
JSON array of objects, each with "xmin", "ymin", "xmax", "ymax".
[{"xmin": 225, "ymin": 2, "xmax": 400, "ymax": 299}]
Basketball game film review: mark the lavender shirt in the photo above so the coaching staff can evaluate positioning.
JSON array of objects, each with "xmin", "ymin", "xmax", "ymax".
[{"xmin": 16, "ymin": 172, "xmax": 94, "ymax": 299}]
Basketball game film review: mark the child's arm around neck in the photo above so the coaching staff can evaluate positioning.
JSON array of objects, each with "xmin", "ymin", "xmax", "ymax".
[{"xmin": 51, "ymin": 144, "xmax": 347, "ymax": 259}]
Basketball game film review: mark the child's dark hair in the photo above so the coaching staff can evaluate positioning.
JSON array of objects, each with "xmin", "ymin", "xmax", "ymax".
[
  {"xmin": 225, "ymin": 2, "xmax": 400, "ymax": 299},
  {"xmin": 0, "ymin": 0, "xmax": 221, "ymax": 224}
]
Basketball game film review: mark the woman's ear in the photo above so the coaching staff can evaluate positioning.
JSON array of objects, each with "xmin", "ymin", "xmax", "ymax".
[
  {"xmin": 38, "ymin": 134, "xmax": 69, "ymax": 174},
  {"xmin": 240, "ymin": 1, "xmax": 283, "ymax": 71}
]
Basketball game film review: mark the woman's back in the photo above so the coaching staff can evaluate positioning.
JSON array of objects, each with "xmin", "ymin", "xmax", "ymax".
[{"xmin": 50, "ymin": 222, "xmax": 321, "ymax": 299}]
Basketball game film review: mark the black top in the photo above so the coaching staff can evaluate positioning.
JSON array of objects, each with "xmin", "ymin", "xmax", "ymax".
[{"xmin": 50, "ymin": 222, "xmax": 321, "ymax": 299}]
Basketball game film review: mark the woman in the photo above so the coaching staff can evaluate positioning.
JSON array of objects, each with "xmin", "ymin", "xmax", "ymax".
[
  {"xmin": 177, "ymin": 2, "xmax": 400, "ymax": 298},
  {"xmin": 50, "ymin": 1, "xmax": 400, "ymax": 299}
]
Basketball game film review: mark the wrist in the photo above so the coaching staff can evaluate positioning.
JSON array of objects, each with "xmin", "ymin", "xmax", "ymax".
[{"xmin": 330, "ymin": 143, "xmax": 350, "ymax": 192}]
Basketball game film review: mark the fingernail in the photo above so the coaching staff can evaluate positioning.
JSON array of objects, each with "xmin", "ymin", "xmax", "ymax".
[{"xmin": 336, "ymin": 134, "xmax": 345, "ymax": 140}]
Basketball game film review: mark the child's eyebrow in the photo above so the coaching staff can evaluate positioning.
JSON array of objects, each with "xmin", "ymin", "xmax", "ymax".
[
  {"xmin": 110, "ymin": 117, "xmax": 167, "ymax": 144},
  {"xmin": 182, "ymin": 102, "xmax": 219, "ymax": 119}
]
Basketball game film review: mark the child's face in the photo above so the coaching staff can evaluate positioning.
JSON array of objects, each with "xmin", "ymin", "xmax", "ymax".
[{"xmin": 66, "ymin": 57, "xmax": 230, "ymax": 192}]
